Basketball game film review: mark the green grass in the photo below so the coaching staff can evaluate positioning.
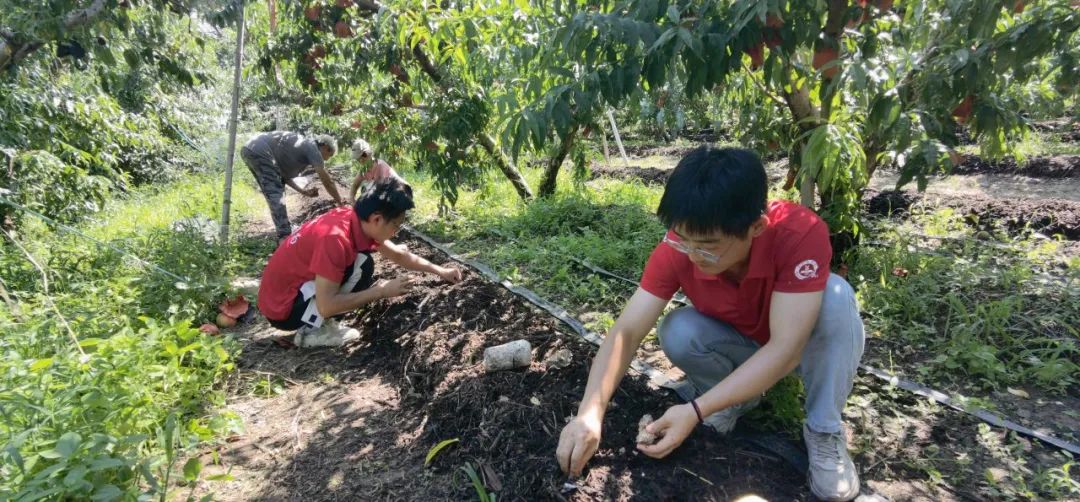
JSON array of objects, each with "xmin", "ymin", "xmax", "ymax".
[
  {"xmin": 0, "ymin": 173, "xmax": 264, "ymax": 500},
  {"xmin": 958, "ymin": 129, "xmax": 1080, "ymax": 159},
  {"xmin": 850, "ymin": 210, "xmax": 1079, "ymax": 394},
  {"xmin": 1012, "ymin": 130, "xmax": 1080, "ymax": 158},
  {"xmin": 410, "ymin": 164, "xmax": 666, "ymax": 313}
]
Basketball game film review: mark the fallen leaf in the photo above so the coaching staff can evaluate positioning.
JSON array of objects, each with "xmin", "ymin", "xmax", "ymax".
[
  {"xmin": 986, "ymin": 467, "xmax": 1009, "ymax": 483},
  {"xmin": 1006, "ymin": 387, "xmax": 1030, "ymax": 399},
  {"xmin": 424, "ymin": 438, "xmax": 459, "ymax": 467},
  {"xmin": 480, "ymin": 462, "xmax": 502, "ymax": 491}
]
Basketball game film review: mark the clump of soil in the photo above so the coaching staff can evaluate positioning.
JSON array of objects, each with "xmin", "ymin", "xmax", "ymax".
[
  {"xmin": 865, "ymin": 189, "xmax": 1080, "ymax": 240},
  {"xmin": 203, "ymin": 233, "xmax": 806, "ymax": 500},
  {"xmin": 1032, "ymin": 118, "xmax": 1080, "ymax": 143}
]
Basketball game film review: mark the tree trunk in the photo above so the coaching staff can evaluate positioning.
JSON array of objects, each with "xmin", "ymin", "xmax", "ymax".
[
  {"xmin": 539, "ymin": 126, "xmax": 579, "ymax": 197},
  {"xmin": 477, "ymin": 133, "xmax": 535, "ymax": 201},
  {"xmin": 780, "ymin": 0, "xmax": 846, "ymax": 204},
  {"xmin": 781, "ymin": 81, "xmax": 819, "ymax": 191},
  {"xmin": 267, "ymin": 0, "xmax": 285, "ymax": 88},
  {"xmin": 405, "ymin": 32, "xmax": 534, "ymax": 201},
  {"xmin": 350, "ymin": 1, "xmax": 534, "ymax": 201},
  {"xmin": 800, "ymin": 169, "xmax": 816, "ymax": 207}
]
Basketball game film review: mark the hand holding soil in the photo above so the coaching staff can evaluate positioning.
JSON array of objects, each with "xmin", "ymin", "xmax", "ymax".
[
  {"xmin": 302, "ymin": 187, "xmax": 319, "ymax": 197},
  {"xmin": 436, "ymin": 265, "xmax": 463, "ymax": 284},
  {"xmin": 636, "ymin": 414, "xmax": 658, "ymax": 445},
  {"xmin": 556, "ymin": 412, "xmax": 602, "ymax": 478},
  {"xmin": 636, "ymin": 403, "xmax": 697, "ymax": 459},
  {"xmin": 377, "ymin": 277, "xmax": 416, "ymax": 298}
]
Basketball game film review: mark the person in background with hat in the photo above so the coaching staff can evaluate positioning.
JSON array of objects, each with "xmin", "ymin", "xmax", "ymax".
[{"xmin": 348, "ymin": 138, "xmax": 401, "ymax": 203}]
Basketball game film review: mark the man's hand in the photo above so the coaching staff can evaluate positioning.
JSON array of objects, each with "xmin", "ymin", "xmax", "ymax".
[
  {"xmin": 556, "ymin": 412, "xmax": 602, "ymax": 478},
  {"xmin": 636, "ymin": 403, "xmax": 698, "ymax": 459},
  {"xmin": 376, "ymin": 277, "xmax": 416, "ymax": 298},
  {"xmin": 436, "ymin": 265, "xmax": 463, "ymax": 284},
  {"xmin": 302, "ymin": 187, "xmax": 319, "ymax": 197}
]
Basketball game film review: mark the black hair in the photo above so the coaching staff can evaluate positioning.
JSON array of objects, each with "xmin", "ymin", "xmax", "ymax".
[
  {"xmin": 656, "ymin": 146, "xmax": 767, "ymax": 238},
  {"xmin": 354, "ymin": 178, "xmax": 415, "ymax": 220}
]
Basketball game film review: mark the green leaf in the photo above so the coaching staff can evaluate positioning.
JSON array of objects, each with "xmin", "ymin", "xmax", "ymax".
[
  {"xmin": 122, "ymin": 49, "xmax": 140, "ymax": 67},
  {"xmin": 91, "ymin": 484, "xmax": 122, "ymax": 501},
  {"xmin": 29, "ymin": 358, "xmax": 53, "ymax": 372},
  {"xmin": 138, "ymin": 459, "xmax": 160, "ymax": 492},
  {"xmin": 424, "ymin": 438, "xmax": 459, "ymax": 467},
  {"xmin": 511, "ymin": 116, "xmax": 528, "ymax": 161},
  {"xmin": 56, "ymin": 432, "xmax": 82, "ymax": 459},
  {"xmin": 666, "ymin": 5, "xmax": 680, "ymax": 23},
  {"xmin": 647, "ymin": 28, "xmax": 677, "ymax": 55},
  {"xmin": 93, "ymin": 46, "xmax": 116, "ymax": 66},
  {"xmin": 553, "ymin": 97, "xmax": 572, "ymax": 138},
  {"xmin": 183, "ymin": 457, "xmax": 202, "ymax": 481},
  {"xmin": 63, "ymin": 465, "xmax": 88, "ymax": 487},
  {"xmin": 676, "ymin": 28, "xmax": 702, "ymax": 59},
  {"xmin": 89, "ymin": 457, "xmax": 125, "ymax": 471}
]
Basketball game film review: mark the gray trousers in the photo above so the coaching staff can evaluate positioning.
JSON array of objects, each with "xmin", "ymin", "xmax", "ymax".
[
  {"xmin": 657, "ymin": 274, "xmax": 865, "ymax": 433},
  {"xmin": 240, "ymin": 143, "xmax": 291, "ymax": 239}
]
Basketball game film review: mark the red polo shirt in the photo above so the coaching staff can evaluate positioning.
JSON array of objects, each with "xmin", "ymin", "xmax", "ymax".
[
  {"xmin": 640, "ymin": 201, "xmax": 831, "ymax": 345},
  {"xmin": 257, "ymin": 207, "xmax": 378, "ymax": 321}
]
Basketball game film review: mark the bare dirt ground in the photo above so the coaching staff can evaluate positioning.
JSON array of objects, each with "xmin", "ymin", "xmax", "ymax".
[
  {"xmin": 184, "ymin": 180, "xmax": 1078, "ymax": 501},
  {"xmin": 197, "ymin": 240, "xmax": 808, "ymax": 500}
]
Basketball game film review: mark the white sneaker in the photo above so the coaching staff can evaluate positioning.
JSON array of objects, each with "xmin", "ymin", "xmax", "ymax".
[
  {"xmin": 294, "ymin": 320, "xmax": 361, "ymax": 348},
  {"xmin": 804, "ymin": 423, "xmax": 860, "ymax": 501},
  {"xmin": 701, "ymin": 396, "xmax": 761, "ymax": 435}
]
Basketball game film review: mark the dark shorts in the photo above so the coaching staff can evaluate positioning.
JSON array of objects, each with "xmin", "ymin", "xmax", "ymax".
[{"xmin": 267, "ymin": 252, "xmax": 375, "ymax": 331}]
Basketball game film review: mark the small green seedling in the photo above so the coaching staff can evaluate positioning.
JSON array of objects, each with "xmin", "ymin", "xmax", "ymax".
[{"xmin": 425, "ymin": 438, "xmax": 460, "ymax": 467}]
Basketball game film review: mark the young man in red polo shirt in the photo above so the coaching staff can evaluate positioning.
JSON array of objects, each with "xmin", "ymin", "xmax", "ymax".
[
  {"xmin": 556, "ymin": 147, "xmax": 865, "ymax": 501},
  {"xmin": 257, "ymin": 178, "xmax": 462, "ymax": 347}
]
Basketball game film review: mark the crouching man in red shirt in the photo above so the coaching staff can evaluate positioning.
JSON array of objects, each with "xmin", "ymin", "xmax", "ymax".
[
  {"xmin": 257, "ymin": 178, "xmax": 462, "ymax": 347},
  {"xmin": 556, "ymin": 147, "xmax": 865, "ymax": 501}
]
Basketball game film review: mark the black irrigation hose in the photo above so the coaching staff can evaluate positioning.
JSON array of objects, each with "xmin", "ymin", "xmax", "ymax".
[{"xmin": 404, "ymin": 226, "xmax": 1080, "ymax": 458}]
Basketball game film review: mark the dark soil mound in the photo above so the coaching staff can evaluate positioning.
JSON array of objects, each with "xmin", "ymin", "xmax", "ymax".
[
  {"xmin": 952, "ymin": 155, "xmax": 1079, "ymax": 178},
  {"xmin": 220, "ymin": 232, "xmax": 807, "ymax": 501},
  {"xmin": 590, "ymin": 165, "xmax": 672, "ymax": 185},
  {"xmin": 865, "ymin": 189, "xmax": 1080, "ymax": 240}
]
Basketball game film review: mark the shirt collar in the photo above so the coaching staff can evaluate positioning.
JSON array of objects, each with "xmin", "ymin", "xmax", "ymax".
[{"xmin": 348, "ymin": 209, "xmax": 375, "ymax": 252}]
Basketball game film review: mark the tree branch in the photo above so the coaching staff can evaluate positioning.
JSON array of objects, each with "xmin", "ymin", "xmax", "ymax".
[
  {"xmin": 539, "ymin": 125, "xmax": 579, "ymax": 197},
  {"xmin": 356, "ymin": 0, "xmax": 534, "ymax": 201},
  {"xmin": 742, "ymin": 62, "xmax": 787, "ymax": 109},
  {"xmin": 63, "ymin": 0, "xmax": 108, "ymax": 29},
  {"xmin": 0, "ymin": 0, "xmax": 108, "ymax": 71}
]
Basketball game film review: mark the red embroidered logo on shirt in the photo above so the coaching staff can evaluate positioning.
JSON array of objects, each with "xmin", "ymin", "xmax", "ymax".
[{"xmin": 794, "ymin": 259, "xmax": 819, "ymax": 280}]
